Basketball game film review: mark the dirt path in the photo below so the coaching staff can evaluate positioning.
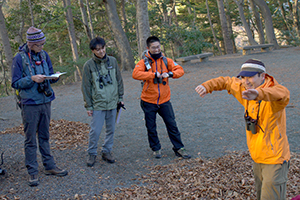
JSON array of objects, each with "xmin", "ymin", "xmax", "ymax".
[{"xmin": 0, "ymin": 47, "xmax": 299, "ymax": 199}]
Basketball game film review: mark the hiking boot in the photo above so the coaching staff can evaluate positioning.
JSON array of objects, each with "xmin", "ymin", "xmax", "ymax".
[
  {"xmin": 87, "ymin": 154, "xmax": 97, "ymax": 167},
  {"xmin": 28, "ymin": 174, "xmax": 39, "ymax": 187},
  {"xmin": 153, "ymin": 150, "xmax": 162, "ymax": 159},
  {"xmin": 44, "ymin": 167, "xmax": 68, "ymax": 176},
  {"xmin": 102, "ymin": 152, "xmax": 115, "ymax": 163},
  {"xmin": 173, "ymin": 148, "xmax": 191, "ymax": 159}
]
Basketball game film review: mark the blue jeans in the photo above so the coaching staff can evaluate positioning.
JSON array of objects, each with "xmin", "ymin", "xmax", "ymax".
[
  {"xmin": 22, "ymin": 102, "xmax": 56, "ymax": 175},
  {"xmin": 87, "ymin": 109, "xmax": 117, "ymax": 155},
  {"xmin": 140, "ymin": 100, "xmax": 184, "ymax": 151}
]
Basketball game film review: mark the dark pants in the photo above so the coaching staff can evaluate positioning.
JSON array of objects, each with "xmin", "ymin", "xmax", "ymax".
[
  {"xmin": 22, "ymin": 102, "xmax": 55, "ymax": 175},
  {"xmin": 140, "ymin": 100, "xmax": 184, "ymax": 151}
]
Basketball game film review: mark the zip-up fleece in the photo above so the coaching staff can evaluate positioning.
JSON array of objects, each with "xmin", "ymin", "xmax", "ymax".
[
  {"xmin": 11, "ymin": 44, "xmax": 56, "ymax": 105},
  {"xmin": 81, "ymin": 54, "xmax": 124, "ymax": 111},
  {"xmin": 132, "ymin": 51, "xmax": 184, "ymax": 105},
  {"xmin": 202, "ymin": 74, "xmax": 290, "ymax": 164}
]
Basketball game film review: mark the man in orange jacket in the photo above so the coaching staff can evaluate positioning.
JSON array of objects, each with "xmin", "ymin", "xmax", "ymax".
[
  {"xmin": 132, "ymin": 36, "xmax": 191, "ymax": 159},
  {"xmin": 195, "ymin": 59, "xmax": 290, "ymax": 200}
]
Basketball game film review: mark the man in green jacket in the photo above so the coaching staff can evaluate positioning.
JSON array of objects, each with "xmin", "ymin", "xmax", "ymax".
[{"xmin": 81, "ymin": 37, "xmax": 124, "ymax": 167}]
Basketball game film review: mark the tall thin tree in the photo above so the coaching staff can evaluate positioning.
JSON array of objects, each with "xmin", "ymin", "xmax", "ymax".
[
  {"xmin": 253, "ymin": 0, "xmax": 279, "ymax": 48},
  {"xmin": 0, "ymin": 2, "xmax": 13, "ymax": 69},
  {"xmin": 104, "ymin": 0, "xmax": 135, "ymax": 70},
  {"xmin": 206, "ymin": 0, "xmax": 222, "ymax": 55},
  {"xmin": 63, "ymin": 0, "xmax": 82, "ymax": 80},
  {"xmin": 136, "ymin": 0, "xmax": 151, "ymax": 58},
  {"xmin": 79, "ymin": 0, "xmax": 92, "ymax": 41},
  {"xmin": 217, "ymin": 0, "xmax": 234, "ymax": 54}
]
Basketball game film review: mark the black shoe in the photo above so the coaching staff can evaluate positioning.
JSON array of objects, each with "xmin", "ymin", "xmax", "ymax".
[
  {"xmin": 44, "ymin": 167, "xmax": 68, "ymax": 176},
  {"xmin": 173, "ymin": 148, "xmax": 191, "ymax": 159},
  {"xmin": 28, "ymin": 174, "xmax": 39, "ymax": 187},
  {"xmin": 102, "ymin": 152, "xmax": 115, "ymax": 163},
  {"xmin": 87, "ymin": 154, "xmax": 96, "ymax": 167}
]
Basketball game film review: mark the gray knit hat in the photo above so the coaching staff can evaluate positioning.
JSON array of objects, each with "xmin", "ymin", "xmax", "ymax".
[
  {"xmin": 26, "ymin": 27, "xmax": 46, "ymax": 44},
  {"xmin": 237, "ymin": 59, "xmax": 266, "ymax": 77}
]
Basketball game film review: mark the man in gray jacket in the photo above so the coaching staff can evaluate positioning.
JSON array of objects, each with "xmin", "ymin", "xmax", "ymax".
[{"xmin": 82, "ymin": 37, "xmax": 124, "ymax": 167}]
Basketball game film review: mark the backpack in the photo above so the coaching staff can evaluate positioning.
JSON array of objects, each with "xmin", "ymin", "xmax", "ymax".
[{"xmin": 14, "ymin": 50, "xmax": 47, "ymax": 109}]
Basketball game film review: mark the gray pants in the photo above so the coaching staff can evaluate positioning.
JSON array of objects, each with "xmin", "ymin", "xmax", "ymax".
[
  {"xmin": 22, "ymin": 102, "xmax": 56, "ymax": 175},
  {"xmin": 87, "ymin": 109, "xmax": 117, "ymax": 155},
  {"xmin": 253, "ymin": 161, "xmax": 290, "ymax": 200}
]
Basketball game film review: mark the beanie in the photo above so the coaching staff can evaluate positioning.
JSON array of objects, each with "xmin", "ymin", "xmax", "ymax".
[
  {"xmin": 237, "ymin": 59, "xmax": 266, "ymax": 77},
  {"xmin": 26, "ymin": 27, "xmax": 46, "ymax": 46}
]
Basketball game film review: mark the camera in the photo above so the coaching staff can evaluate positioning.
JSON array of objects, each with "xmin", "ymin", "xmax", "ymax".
[
  {"xmin": 153, "ymin": 72, "xmax": 162, "ymax": 84},
  {"xmin": 244, "ymin": 115, "xmax": 257, "ymax": 134},
  {"xmin": 37, "ymin": 81, "xmax": 52, "ymax": 97}
]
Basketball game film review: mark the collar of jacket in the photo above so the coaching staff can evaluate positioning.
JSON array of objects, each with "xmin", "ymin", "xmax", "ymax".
[
  {"xmin": 145, "ymin": 51, "xmax": 164, "ymax": 62},
  {"xmin": 93, "ymin": 53, "xmax": 108, "ymax": 64}
]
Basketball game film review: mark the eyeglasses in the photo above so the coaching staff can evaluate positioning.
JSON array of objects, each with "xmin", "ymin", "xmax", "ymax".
[
  {"xmin": 34, "ymin": 43, "xmax": 45, "ymax": 47},
  {"xmin": 94, "ymin": 47, "xmax": 105, "ymax": 51}
]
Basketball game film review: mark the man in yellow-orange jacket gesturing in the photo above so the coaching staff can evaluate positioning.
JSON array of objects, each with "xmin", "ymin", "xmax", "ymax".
[{"xmin": 195, "ymin": 58, "xmax": 290, "ymax": 200}]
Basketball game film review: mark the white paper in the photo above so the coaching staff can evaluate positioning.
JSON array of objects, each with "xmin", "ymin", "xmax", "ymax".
[{"xmin": 45, "ymin": 72, "xmax": 67, "ymax": 79}]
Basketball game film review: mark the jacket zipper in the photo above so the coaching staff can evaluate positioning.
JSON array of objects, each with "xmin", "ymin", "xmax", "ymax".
[{"xmin": 156, "ymin": 60, "xmax": 160, "ymax": 105}]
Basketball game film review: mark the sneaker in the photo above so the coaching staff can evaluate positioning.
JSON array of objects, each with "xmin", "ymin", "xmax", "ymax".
[
  {"xmin": 173, "ymin": 148, "xmax": 191, "ymax": 159},
  {"xmin": 102, "ymin": 152, "xmax": 115, "ymax": 163},
  {"xmin": 44, "ymin": 167, "xmax": 68, "ymax": 176},
  {"xmin": 28, "ymin": 174, "xmax": 39, "ymax": 187},
  {"xmin": 87, "ymin": 154, "xmax": 97, "ymax": 167},
  {"xmin": 153, "ymin": 150, "xmax": 162, "ymax": 159}
]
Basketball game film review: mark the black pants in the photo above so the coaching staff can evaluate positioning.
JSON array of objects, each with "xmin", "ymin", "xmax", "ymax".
[
  {"xmin": 140, "ymin": 100, "xmax": 184, "ymax": 151},
  {"xmin": 22, "ymin": 102, "xmax": 56, "ymax": 175}
]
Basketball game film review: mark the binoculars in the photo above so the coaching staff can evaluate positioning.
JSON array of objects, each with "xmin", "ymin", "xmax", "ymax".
[
  {"xmin": 153, "ymin": 73, "xmax": 162, "ymax": 84},
  {"xmin": 244, "ymin": 115, "xmax": 257, "ymax": 134},
  {"xmin": 99, "ymin": 74, "xmax": 113, "ymax": 88},
  {"xmin": 37, "ymin": 81, "xmax": 52, "ymax": 97}
]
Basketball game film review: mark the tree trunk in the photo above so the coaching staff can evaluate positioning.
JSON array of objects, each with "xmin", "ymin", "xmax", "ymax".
[
  {"xmin": 277, "ymin": 0, "xmax": 293, "ymax": 41},
  {"xmin": 249, "ymin": 0, "xmax": 265, "ymax": 44},
  {"xmin": 234, "ymin": 0, "xmax": 258, "ymax": 45},
  {"xmin": 120, "ymin": 0, "xmax": 128, "ymax": 33},
  {"xmin": 206, "ymin": 0, "xmax": 222, "ymax": 55},
  {"xmin": 217, "ymin": 0, "xmax": 234, "ymax": 54},
  {"xmin": 78, "ymin": 0, "xmax": 92, "ymax": 41},
  {"xmin": 86, "ymin": 0, "xmax": 94, "ymax": 39},
  {"xmin": 136, "ymin": 0, "xmax": 151, "ymax": 58},
  {"xmin": 63, "ymin": 0, "xmax": 82, "ymax": 81},
  {"xmin": 224, "ymin": 0, "xmax": 237, "ymax": 53},
  {"xmin": 253, "ymin": 0, "xmax": 279, "ymax": 48},
  {"xmin": 104, "ymin": 0, "xmax": 135, "ymax": 71},
  {"xmin": 28, "ymin": 0, "xmax": 34, "ymax": 26},
  {"xmin": 0, "ymin": 4, "xmax": 13, "ymax": 69},
  {"xmin": 292, "ymin": 0, "xmax": 300, "ymax": 37}
]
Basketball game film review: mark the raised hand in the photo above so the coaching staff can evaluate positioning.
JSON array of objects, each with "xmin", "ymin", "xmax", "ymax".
[
  {"xmin": 195, "ymin": 85, "xmax": 207, "ymax": 98},
  {"xmin": 242, "ymin": 89, "xmax": 259, "ymax": 100}
]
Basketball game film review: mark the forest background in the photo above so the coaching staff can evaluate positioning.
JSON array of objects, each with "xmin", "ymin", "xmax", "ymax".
[{"xmin": 0, "ymin": 0, "xmax": 300, "ymax": 96}]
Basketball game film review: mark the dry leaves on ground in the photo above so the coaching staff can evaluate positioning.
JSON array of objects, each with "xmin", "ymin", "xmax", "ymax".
[
  {"xmin": 0, "ymin": 119, "xmax": 89, "ymax": 150},
  {"xmin": 97, "ymin": 151, "xmax": 300, "ymax": 200},
  {"xmin": 1, "ymin": 120, "xmax": 299, "ymax": 199}
]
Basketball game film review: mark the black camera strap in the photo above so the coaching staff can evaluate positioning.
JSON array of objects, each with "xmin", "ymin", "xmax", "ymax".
[{"xmin": 245, "ymin": 100, "xmax": 265, "ymax": 133}]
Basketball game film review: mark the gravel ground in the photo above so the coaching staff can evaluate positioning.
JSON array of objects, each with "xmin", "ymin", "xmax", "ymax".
[{"xmin": 0, "ymin": 47, "xmax": 299, "ymax": 199}]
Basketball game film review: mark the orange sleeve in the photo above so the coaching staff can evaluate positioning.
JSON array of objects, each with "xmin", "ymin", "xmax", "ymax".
[
  {"xmin": 132, "ymin": 59, "xmax": 155, "ymax": 81},
  {"xmin": 168, "ymin": 58, "xmax": 184, "ymax": 79}
]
